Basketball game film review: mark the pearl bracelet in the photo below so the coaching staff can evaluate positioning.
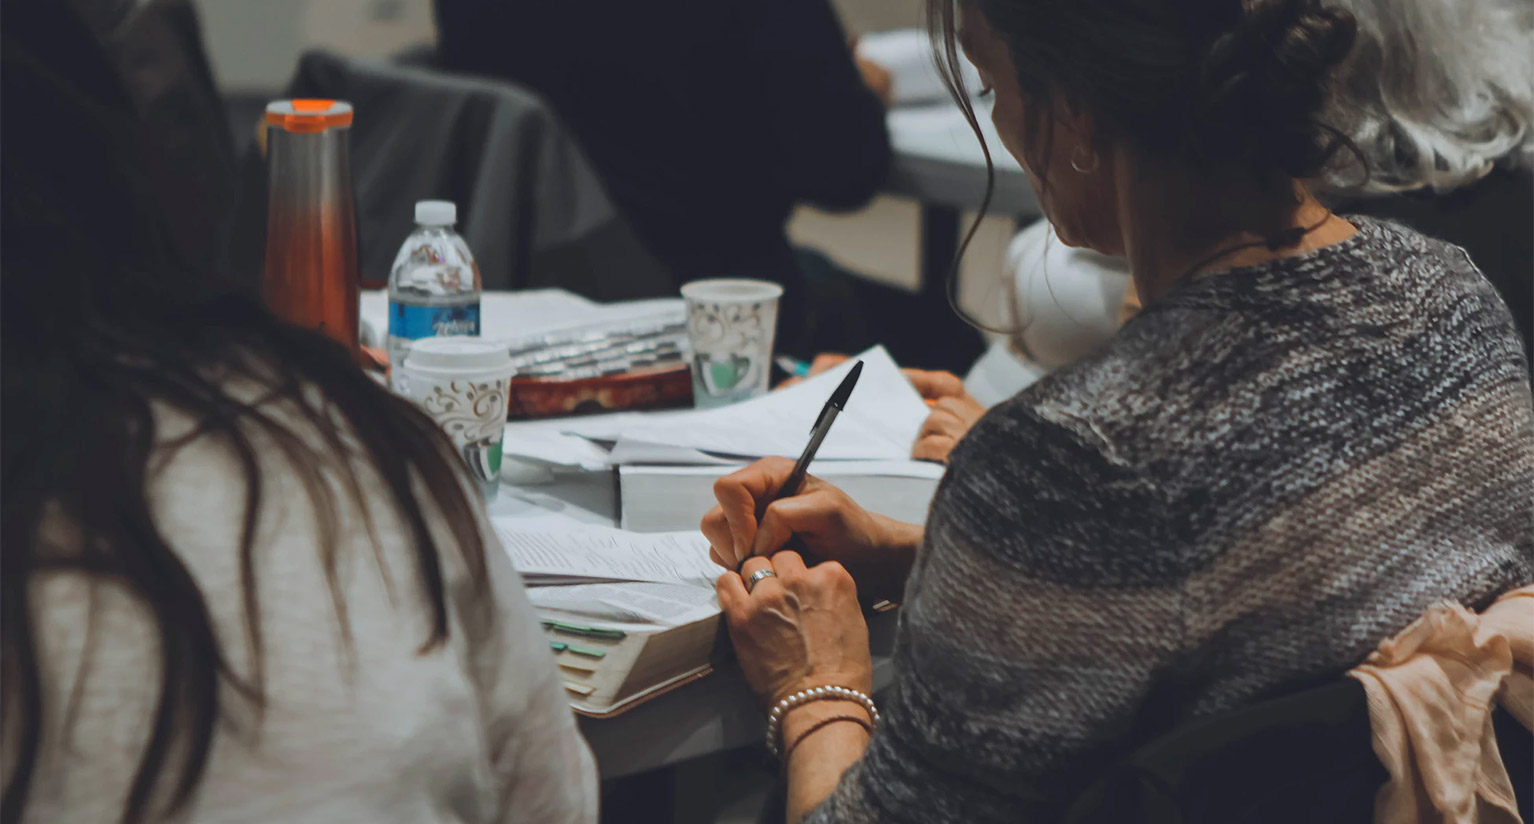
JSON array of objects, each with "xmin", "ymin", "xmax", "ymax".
[{"xmin": 765, "ymin": 685, "xmax": 880, "ymax": 757}]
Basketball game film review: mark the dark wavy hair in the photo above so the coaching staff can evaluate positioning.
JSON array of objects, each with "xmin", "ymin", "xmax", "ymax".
[
  {"xmin": 925, "ymin": 0, "xmax": 1363, "ymax": 322},
  {"xmin": 0, "ymin": 6, "xmax": 487, "ymax": 823},
  {"xmin": 933, "ymin": 0, "xmax": 1358, "ymax": 182}
]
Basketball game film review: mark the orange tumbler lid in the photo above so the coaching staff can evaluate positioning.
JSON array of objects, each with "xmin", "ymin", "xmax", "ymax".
[{"xmin": 266, "ymin": 99, "xmax": 354, "ymax": 133}]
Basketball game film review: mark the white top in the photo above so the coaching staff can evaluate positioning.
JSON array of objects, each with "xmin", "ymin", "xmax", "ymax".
[
  {"xmin": 20, "ymin": 386, "xmax": 598, "ymax": 824},
  {"xmin": 963, "ymin": 220, "xmax": 1132, "ymax": 405}
]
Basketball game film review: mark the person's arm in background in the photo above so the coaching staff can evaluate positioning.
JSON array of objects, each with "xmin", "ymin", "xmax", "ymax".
[
  {"xmin": 461, "ymin": 513, "xmax": 599, "ymax": 824},
  {"xmin": 736, "ymin": 0, "xmax": 892, "ymax": 212}
]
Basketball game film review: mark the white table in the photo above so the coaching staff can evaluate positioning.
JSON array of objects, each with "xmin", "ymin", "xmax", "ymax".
[
  {"xmin": 885, "ymin": 101, "xmax": 1042, "ymax": 304},
  {"xmin": 887, "ymin": 101, "xmax": 1036, "ymax": 217},
  {"xmin": 491, "ymin": 463, "xmax": 901, "ymax": 779},
  {"xmin": 367, "ymin": 289, "xmax": 902, "ymax": 778}
]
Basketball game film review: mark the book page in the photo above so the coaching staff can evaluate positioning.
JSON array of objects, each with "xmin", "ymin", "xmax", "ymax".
[
  {"xmin": 529, "ymin": 582, "xmax": 719, "ymax": 627},
  {"xmin": 495, "ymin": 525, "xmax": 720, "ymax": 589},
  {"xmin": 606, "ymin": 345, "xmax": 930, "ymax": 462}
]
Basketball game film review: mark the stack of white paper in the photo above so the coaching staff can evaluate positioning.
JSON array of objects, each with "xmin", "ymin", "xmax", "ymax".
[
  {"xmin": 494, "ymin": 522, "xmax": 722, "ymax": 625},
  {"xmin": 609, "ymin": 346, "xmax": 927, "ymax": 461},
  {"xmin": 495, "ymin": 524, "xmax": 720, "ymax": 588},
  {"xmin": 360, "ymin": 290, "xmax": 686, "ymax": 354},
  {"xmin": 526, "ymin": 581, "xmax": 720, "ymax": 629},
  {"xmin": 501, "ymin": 345, "xmax": 930, "ymax": 468},
  {"xmin": 361, "ymin": 289, "xmax": 600, "ymax": 350}
]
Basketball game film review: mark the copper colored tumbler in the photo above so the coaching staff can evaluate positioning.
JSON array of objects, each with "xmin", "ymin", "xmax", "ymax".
[{"xmin": 262, "ymin": 99, "xmax": 360, "ymax": 353}]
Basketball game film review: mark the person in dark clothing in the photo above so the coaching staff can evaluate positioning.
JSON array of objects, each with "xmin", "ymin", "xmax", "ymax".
[
  {"xmin": 65, "ymin": 0, "xmax": 239, "ymax": 278},
  {"xmin": 434, "ymin": 0, "xmax": 889, "ymax": 285},
  {"xmin": 433, "ymin": 0, "xmax": 987, "ymax": 368}
]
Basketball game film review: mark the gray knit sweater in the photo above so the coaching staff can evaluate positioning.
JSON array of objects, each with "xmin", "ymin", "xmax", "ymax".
[{"xmin": 808, "ymin": 217, "xmax": 1534, "ymax": 822}]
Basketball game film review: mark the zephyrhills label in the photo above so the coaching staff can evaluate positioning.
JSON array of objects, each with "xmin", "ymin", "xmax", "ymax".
[{"xmin": 388, "ymin": 301, "xmax": 481, "ymax": 341}]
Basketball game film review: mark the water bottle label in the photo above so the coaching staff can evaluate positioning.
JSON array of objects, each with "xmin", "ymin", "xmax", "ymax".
[{"xmin": 388, "ymin": 302, "xmax": 481, "ymax": 340}]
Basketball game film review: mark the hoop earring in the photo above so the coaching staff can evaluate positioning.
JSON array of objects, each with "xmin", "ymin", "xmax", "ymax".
[{"xmin": 1070, "ymin": 145, "xmax": 1100, "ymax": 174}]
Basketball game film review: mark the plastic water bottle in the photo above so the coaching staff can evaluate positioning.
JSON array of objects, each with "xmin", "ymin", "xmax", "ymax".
[{"xmin": 386, "ymin": 200, "xmax": 481, "ymax": 386}]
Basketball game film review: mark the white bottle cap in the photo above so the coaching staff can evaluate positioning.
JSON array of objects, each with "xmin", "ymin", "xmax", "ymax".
[{"xmin": 415, "ymin": 200, "xmax": 457, "ymax": 226}]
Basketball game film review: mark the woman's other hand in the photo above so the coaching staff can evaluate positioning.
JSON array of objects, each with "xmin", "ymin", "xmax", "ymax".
[
  {"xmin": 781, "ymin": 356, "xmax": 968, "ymax": 402},
  {"xmin": 903, "ymin": 368, "xmax": 967, "ymax": 403},
  {"xmin": 912, "ymin": 391, "xmax": 987, "ymax": 463},
  {"xmin": 702, "ymin": 457, "xmax": 922, "ymax": 604},
  {"xmin": 718, "ymin": 552, "xmax": 872, "ymax": 707}
]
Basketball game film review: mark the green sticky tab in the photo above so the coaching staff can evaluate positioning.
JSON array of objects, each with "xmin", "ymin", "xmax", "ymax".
[
  {"xmin": 549, "ymin": 642, "xmax": 568, "ymax": 653},
  {"xmin": 567, "ymin": 645, "xmax": 606, "ymax": 659},
  {"xmin": 541, "ymin": 620, "xmax": 626, "ymax": 640}
]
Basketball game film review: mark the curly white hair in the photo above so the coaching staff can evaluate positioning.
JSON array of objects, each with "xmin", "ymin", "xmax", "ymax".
[{"xmin": 1323, "ymin": 0, "xmax": 1534, "ymax": 193}]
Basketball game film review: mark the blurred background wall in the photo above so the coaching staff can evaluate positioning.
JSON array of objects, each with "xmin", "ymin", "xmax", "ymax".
[{"xmin": 193, "ymin": 0, "xmax": 923, "ymax": 93}]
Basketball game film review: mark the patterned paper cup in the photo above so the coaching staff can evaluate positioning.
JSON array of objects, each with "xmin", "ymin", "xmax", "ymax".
[
  {"xmin": 396, "ymin": 337, "xmax": 514, "ymax": 501},
  {"xmin": 681, "ymin": 278, "xmax": 783, "ymax": 409}
]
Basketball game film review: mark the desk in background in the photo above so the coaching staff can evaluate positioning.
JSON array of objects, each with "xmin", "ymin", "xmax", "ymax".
[{"xmin": 885, "ymin": 100, "xmax": 1040, "ymax": 303}]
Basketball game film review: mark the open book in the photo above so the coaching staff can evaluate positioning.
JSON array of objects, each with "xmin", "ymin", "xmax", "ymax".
[{"xmin": 495, "ymin": 523, "xmax": 725, "ymax": 717}]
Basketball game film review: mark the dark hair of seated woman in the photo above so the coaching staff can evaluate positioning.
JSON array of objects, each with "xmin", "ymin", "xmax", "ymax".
[{"xmin": 0, "ymin": 7, "xmax": 497, "ymax": 823}]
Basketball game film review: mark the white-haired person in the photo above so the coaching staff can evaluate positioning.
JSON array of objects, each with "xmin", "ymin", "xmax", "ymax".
[{"xmin": 891, "ymin": 0, "xmax": 1534, "ymax": 462}]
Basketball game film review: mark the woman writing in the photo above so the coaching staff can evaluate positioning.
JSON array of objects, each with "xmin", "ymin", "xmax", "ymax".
[
  {"xmin": 703, "ymin": 0, "xmax": 1533, "ymax": 820},
  {"xmin": 1, "ymin": 7, "xmax": 595, "ymax": 823}
]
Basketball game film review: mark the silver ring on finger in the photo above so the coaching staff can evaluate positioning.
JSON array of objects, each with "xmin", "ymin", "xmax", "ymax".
[{"xmin": 744, "ymin": 568, "xmax": 778, "ymax": 594}]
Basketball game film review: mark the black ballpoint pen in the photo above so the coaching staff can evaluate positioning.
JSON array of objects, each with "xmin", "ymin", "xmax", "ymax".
[{"xmin": 736, "ymin": 360, "xmax": 863, "ymax": 572}]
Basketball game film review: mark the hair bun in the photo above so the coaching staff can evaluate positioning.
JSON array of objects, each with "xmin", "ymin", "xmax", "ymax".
[{"xmin": 1197, "ymin": 0, "xmax": 1358, "ymax": 178}]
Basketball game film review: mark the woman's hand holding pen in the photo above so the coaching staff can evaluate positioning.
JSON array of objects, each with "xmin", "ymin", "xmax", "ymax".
[
  {"xmin": 719, "ymin": 552, "xmax": 873, "ymax": 708},
  {"xmin": 702, "ymin": 457, "xmax": 923, "ymax": 604}
]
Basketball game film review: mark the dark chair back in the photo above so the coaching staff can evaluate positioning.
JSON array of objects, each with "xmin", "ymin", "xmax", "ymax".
[
  {"xmin": 225, "ymin": 51, "xmax": 676, "ymax": 302},
  {"xmin": 1064, "ymin": 678, "xmax": 1532, "ymax": 824},
  {"xmin": 72, "ymin": 0, "xmax": 238, "ymax": 276}
]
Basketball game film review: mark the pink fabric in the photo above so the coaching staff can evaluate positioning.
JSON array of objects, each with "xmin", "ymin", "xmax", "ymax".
[{"xmin": 1349, "ymin": 587, "xmax": 1534, "ymax": 824}]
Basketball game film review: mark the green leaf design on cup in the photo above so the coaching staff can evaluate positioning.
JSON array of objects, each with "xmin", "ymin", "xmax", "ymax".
[{"xmin": 707, "ymin": 354, "xmax": 751, "ymax": 391}]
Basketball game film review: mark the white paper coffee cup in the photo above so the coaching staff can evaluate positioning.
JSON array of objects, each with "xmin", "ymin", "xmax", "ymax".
[
  {"xmin": 397, "ymin": 337, "xmax": 514, "ymax": 500},
  {"xmin": 681, "ymin": 278, "xmax": 783, "ymax": 409}
]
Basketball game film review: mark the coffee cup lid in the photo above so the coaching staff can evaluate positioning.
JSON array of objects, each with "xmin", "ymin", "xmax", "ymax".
[
  {"xmin": 401, "ymin": 337, "xmax": 513, "ymax": 375},
  {"xmin": 680, "ymin": 278, "xmax": 784, "ymax": 302}
]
